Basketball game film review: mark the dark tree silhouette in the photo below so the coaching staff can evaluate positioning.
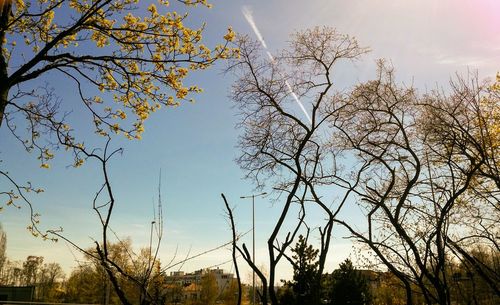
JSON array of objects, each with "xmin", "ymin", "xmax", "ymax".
[
  {"xmin": 227, "ymin": 26, "xmax": 369, "ymax": 305},
  {"xmin": 290, "ymin": 234, "xmax": 321, "ymax": 305},
  {"xmin": 328, "ymin": 259, "xmax": 371, "ymax": 305},
  {"xmin": 227, "ymin": 24, "xmax": 499, "ymax": 305}
]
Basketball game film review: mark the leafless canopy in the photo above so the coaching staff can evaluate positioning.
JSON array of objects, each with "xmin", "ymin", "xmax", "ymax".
[
  {"xmin": 227, "ymin": 26, "xmax": 369, "ymax": 305},
  {"xmin": 227, "ymin": 26, "xmax": 499, "ymax": 305}
]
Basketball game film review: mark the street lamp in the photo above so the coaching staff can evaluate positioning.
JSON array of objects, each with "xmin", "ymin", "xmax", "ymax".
[{"xmin": 240, "ymin": 192, "xmax": 267, "ymax": 305}]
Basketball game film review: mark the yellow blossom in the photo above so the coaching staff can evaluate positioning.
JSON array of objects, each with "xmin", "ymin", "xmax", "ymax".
[
  {"xmin": 223, "ymin": 27, "xmax": 236, "ymax": 42},
  {"xmin": 74, "ymin": 159, "xmax": 84, "ymax": 167},
  {"xmin": 148, "ymin": 4, "xmax": 158, "ymax": 15}
]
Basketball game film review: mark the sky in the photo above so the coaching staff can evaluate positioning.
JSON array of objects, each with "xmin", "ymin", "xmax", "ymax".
[{"xmin": 1, "ymin": 0, "xmax": 499, "ymax": 282}]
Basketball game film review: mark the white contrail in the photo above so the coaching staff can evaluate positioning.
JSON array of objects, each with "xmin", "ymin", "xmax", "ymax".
[
  {"xmin": 241, "ymin": 6, "xmax": 312, "ymax": 124},
  {"xmin": 242, "ymin": 6, "xmax": 267, "ymax": 49}
]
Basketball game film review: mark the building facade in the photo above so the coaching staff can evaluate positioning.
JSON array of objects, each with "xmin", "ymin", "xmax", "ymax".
[{"xmin": 164, "ymin": 268, "xmax": 235, "ymax": 302}]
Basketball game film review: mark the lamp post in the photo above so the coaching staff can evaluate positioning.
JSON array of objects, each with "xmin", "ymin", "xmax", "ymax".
[{"xmin": 240, "ymin": 192, "xmax": 267, "ymax": 305}]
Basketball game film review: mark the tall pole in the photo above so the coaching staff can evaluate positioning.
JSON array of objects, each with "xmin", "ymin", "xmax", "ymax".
[
  {"xmin": 240, "ymin": 192, "xmax": 267, "ymax": 305},
  {"xmin": 252, "ymin": 195, "xmax": 255, "ymax": 305}
]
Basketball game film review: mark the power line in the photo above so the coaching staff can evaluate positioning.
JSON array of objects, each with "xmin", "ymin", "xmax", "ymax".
[{"xmin": 160, "ymin": 229, "xmax": 251, "ymax": 273}]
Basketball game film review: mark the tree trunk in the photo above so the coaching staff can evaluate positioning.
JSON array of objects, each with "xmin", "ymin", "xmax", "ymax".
[
  {"xmin": 0, "ymin": 86, "xmax": 7, "ymax": 127},
  {"xmin": 0, "ymin": 2, "xmax": 11, "ymax": 128}
]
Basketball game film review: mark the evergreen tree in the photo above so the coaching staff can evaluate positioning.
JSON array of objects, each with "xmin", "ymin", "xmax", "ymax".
[
  {"xmin": 328, "ymin": 259, "xmax": 372, "ymax": 305},
  {"xmin": 280, "ymin": 234, "xmax": 322, "ymax": 305}
]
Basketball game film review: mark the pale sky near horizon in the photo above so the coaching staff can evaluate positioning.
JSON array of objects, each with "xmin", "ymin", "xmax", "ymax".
[{"xmin": 1, "ymin": 0, "xmax": 499, "ymax": 282}]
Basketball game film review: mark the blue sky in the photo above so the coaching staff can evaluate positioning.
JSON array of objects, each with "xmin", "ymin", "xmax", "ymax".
[{"xmin": 1, "ymin": 0, "xmax": 499, "ymax": 281}]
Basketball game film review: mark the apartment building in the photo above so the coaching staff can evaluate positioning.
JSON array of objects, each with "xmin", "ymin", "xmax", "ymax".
[{"xmin": 165, "ymin": 268, "xmax": 234, "ymax": 302}]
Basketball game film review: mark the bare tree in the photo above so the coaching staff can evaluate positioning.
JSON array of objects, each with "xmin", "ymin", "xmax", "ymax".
[
  {"xmin": 47, "ymin": 138, "xmax": 166, "ymax": 305},
  {"xmin": 419, "ymin": 74, "xmax": 500, "ymax": 298},
  {"xmin": 327, "ymin": 63, "xmax": 499, "ymax": 304},
  {"xmin": 227, "ymin": 26, "xmax": 369, "ymax": 305},
  {"xmin": 228, "ymin": 26, "xmax": 498, "ymax": 305},
  {"xmin": 221, "ymin": 193, "xmax": 242, "ymax": 305}
]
